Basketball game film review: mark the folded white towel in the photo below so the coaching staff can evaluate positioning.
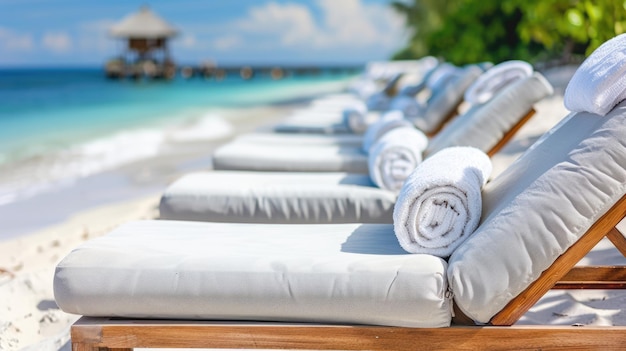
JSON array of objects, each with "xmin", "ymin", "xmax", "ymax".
[
  {"xmin": 464, "ymin": 60, "xmax": 533, "ymax": 105},
  {"xmin": 564, "ymin": 33, "xmax": 626, "ymax": 116},
  {"xmin": 393, "ymin": 147, "xmax": 492, "ymax": 257},
  {"xmin": 362, "ymin": 111, "xmax": 412, "ymax": 152},
  {"xmin": 368, "ymin": 126, "xmax": 428, "ymax": 192}
]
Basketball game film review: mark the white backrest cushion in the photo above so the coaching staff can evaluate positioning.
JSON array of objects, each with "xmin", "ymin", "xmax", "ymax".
[
  {"xmin": 448, "ymin": 101, "xmax": 626, "ymax": 323},
  {"xmin": 413, "ymin": 65, "xmax": 483, "ymax": 134},
  {"xmin": 425, "ymin": 72, "xmax": 553, "ymax": 156}
]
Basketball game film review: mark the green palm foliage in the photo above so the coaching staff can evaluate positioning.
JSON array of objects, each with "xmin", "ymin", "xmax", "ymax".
[{"xmin": 392, "ymin": 0, "xmax": 626, "ymax": 65}]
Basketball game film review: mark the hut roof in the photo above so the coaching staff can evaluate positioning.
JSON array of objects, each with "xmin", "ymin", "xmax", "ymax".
[{"xmin": 110, "ymin": 6, "xmax": 178, "ymax": 39}]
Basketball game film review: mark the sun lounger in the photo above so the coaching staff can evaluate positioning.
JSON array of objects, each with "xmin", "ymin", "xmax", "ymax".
[
  {"xmin": 55, "ymin": 100, "xmax": 626, "ymax": 350},
  {"xmin": 273, "ymin": 64, "xmax": 482, "ymax": 136},
  {"xmin": 233, "ymin": 130, "xmax": 365, "ymax": 147},
  {"xmin": 211, "ymin": 61, "xmax": 523, "ymax": 151},
  {"xmin": 349, "ymin": 57, "xmax": 440, "ymax": 99},
  {"xmin": 212, "ymin": 72, "xmax": 552, "ymax": 173},
  {"xmin": 270, "ymin": 59, "xmax": 440, "ymax": 135},
  {"xmin": 159, "ymin": 73, "xmax": 551, "ymax": 223}
]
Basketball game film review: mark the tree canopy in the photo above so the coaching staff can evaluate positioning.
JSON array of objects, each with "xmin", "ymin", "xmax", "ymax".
[{"xmin": 392, "ymin": 0, "xmax": 626, "ymax": 65}]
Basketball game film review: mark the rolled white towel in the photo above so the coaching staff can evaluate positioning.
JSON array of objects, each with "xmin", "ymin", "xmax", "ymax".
[
  {"xmin": 389, "ymin": 95, "xmax": 424, "ymax": 118},
  {"xmin": 393, "ymin": 147, "xmax": 492, "ymax": 257},
  {"xmin": 397, "ymin": 80, "xmax": 427, "ymax": 97},
  {"xmin": 368, "ymin": 126, "xmax": 428, "ymax": 192},
  {"xmin": 341, "ymin": 101, "xmax": 371, "ymax": 134},
  {"xmin": 365, "ymin": 91, "xmax": 393, "ymax": 111},
  {"xmin": 564, "ymin": 33, "xmax": 626, "ymax": 116},
  {"xmin": 362, "ymin": 111, "xmax": 412, "ymax": 152},
  {"xmin": 426, "ymin": 63, "xmax": 457, "ymax": 93},
  {"xmin": 464, "ymin": 60, "xmax": 533, "ymax": 105},
  {"xmin": 396, "ymin": 62, "xmax": 441, "ymax": 97}
]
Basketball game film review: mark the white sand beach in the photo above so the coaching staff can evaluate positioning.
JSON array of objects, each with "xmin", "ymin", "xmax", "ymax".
[
  {"xmin": 1, "ymin": 65, "xmax": 625, "ymax": 351},
  {"xmin": 0, "ymin": 101, "xmax": 304, "ymax": 351}
]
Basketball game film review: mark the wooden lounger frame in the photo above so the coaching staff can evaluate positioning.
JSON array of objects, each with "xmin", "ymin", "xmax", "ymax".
[
  {"xmin": 424, "ymin": 98, "xmax": 464, "ymax": 138},
  {"xmin": 486, "ymin": 108, "xmax": 535, "ymax": 157},
  {"xmin": 70, "ymin": 194, "xmax": 626, "ymax": 350},
  {"xmin": 428, "ymin": 103, "xmax": 535, "ymax": 159}
]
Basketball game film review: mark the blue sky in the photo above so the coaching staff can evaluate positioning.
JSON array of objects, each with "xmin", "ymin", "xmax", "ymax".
[{"xmin": 0, "ymin": 0, "xmax": 408, "ymax": 67}]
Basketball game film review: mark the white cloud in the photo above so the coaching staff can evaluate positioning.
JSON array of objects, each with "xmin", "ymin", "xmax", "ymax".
[
  {"xmin": 315, "ymin": 0, "xmax": 379, "ymax": 45},
  {"xmin": 42, "ymin": 31, "xmax": 72, "ymax": 53},
  {"xmin": 363, "ymin": 2, "xmax": 408, "ymax": 42},
  {"xmin": 179, "ymin": 34, "xmax": 197, "ymax": 49},
  {"xmin": 77, "ymin": 20, "xmax": 116, "ymax": 54},
  {"xmin": 314, "ymin": 0, "xmax": 407, "ymax": 49},
  {"xmin": 226, "ymin": 0, "xmax": 405, "ymax": 50},
  {"xmin": 129, "ymin": 1, "xmax": 407, "ymax": 63},
  {"xmin": 0, "ymin": 27, "xmax": 34, "ymax": 51},
  {"xmin": 236, "ymin": 2, "xmax": 317, "ymax": 46},
  {"xmin": 212, "ymin": 35, "xmax": 242, "ymax": 51}
]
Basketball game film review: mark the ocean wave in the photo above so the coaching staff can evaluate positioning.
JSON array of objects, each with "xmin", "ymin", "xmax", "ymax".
[
  {"xmin": 0, "ymin": 113, "xmax": 234, "ymax": 207},
  {"xmin": 0, "ymin": 128, "xmax": 165, "ymax": 207},
  {"xmin": 68, "ymin": 129, "xmax": 165, "ymax": 176},
  {"xmin": 166, "ymin": 114, "xmax": 233, "ymax": 142}
]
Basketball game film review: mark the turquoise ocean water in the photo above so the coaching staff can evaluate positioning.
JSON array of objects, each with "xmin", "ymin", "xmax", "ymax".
[{"xmin": 0, "ymin": 68, "xmax": 357, "ymax": 238}]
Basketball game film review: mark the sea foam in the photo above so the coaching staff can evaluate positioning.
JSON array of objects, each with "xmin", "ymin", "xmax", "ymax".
[
  {"xmin": 0, "ymin": 128, "xmax": 164, "ymax": 206},
  {"xmin": 0, "ymin": 114, "xmax": 232, "ymax": 207},
  {"xmin": 167, "ymin": 114, "xmax": 233, "ymax": 142}
]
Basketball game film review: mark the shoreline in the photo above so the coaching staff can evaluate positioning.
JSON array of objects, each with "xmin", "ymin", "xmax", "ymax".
[
  {"xmin": 0, "ymin": 99, "xmax": 314, "ymax": 241},
  {"xmin": 0, "ymin": 73, "xmax": 356, "ymax": 238}
]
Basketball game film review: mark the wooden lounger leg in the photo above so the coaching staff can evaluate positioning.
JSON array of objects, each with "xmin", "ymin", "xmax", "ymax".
[
  {"xmin": 607, "ymin": 226, "xmax": 626, "ymax": 257},
  {"xmin": 425, "ymin": 99, "xmax": 464, "ymax": 138},
  {"xmin": 489, "ymin": 194, "xmax": 626, "ymax": 325},
  {"xmin": 555, "ymin": 265, "xmax": 626, "ymax": 289},
  {"xmin": 551, "ymin": 226, "xmax": 626, "ymax": 289}
]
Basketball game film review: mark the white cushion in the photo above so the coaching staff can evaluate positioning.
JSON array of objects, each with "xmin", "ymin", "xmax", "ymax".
[
  {"xmin": 234, "ymin": 133, "xmax": 364, "ymax": 147},
  {"xmin": 273, "ymin": 112, "xmax": 352, "ymax": 134},
  {"xmin": 54, "ymin": 220, "xmax": 451, "ymax": 327},
  {"xmin": 414, "ymin": 65, "xmax": 483, "ymax": 134},
  {"xmin": 448, "ymin": 101, "xmax": 626, "ymax": 323},
  {"xmin": 213, "ymin": 142, "xmax": 368, "ymax": 173},
  {"xmin": 160, "ymin": 171, "xmax": 396, "ymax": 223},
  {"xmin": 426, "ymin": 72, "xmax": 553, "ymax": 156}
]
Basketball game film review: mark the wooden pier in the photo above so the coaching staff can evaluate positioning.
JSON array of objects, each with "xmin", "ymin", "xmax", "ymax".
[
  {"xmin": 107, "ymin": 63, "xmax": 362, "ymax": 81},
  {"xmin": 106, "ymin": 7, "xmax": 362, "ymax": 81},
  {"xmin": 178, "ymin": 64, "xmax": 363, "ymax": 80}
]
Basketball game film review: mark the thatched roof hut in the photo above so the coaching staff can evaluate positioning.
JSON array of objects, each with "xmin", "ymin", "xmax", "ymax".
[
  {"xmin": 107, "ymin": 6, "xmax": 178, "ymax": 79},
  {"xmin": 110, "ymin": 6, "xmax": 178, "ymax": 40}
]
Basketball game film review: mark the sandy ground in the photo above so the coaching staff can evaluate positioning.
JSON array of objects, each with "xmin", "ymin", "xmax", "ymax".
[
  {"xmin": 1, "ymin": 66, "xmax": 626, "ymax": 351},
  {"xmin": 0, "ymin": 102, "xmax": 301, "ymax": 351}
]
